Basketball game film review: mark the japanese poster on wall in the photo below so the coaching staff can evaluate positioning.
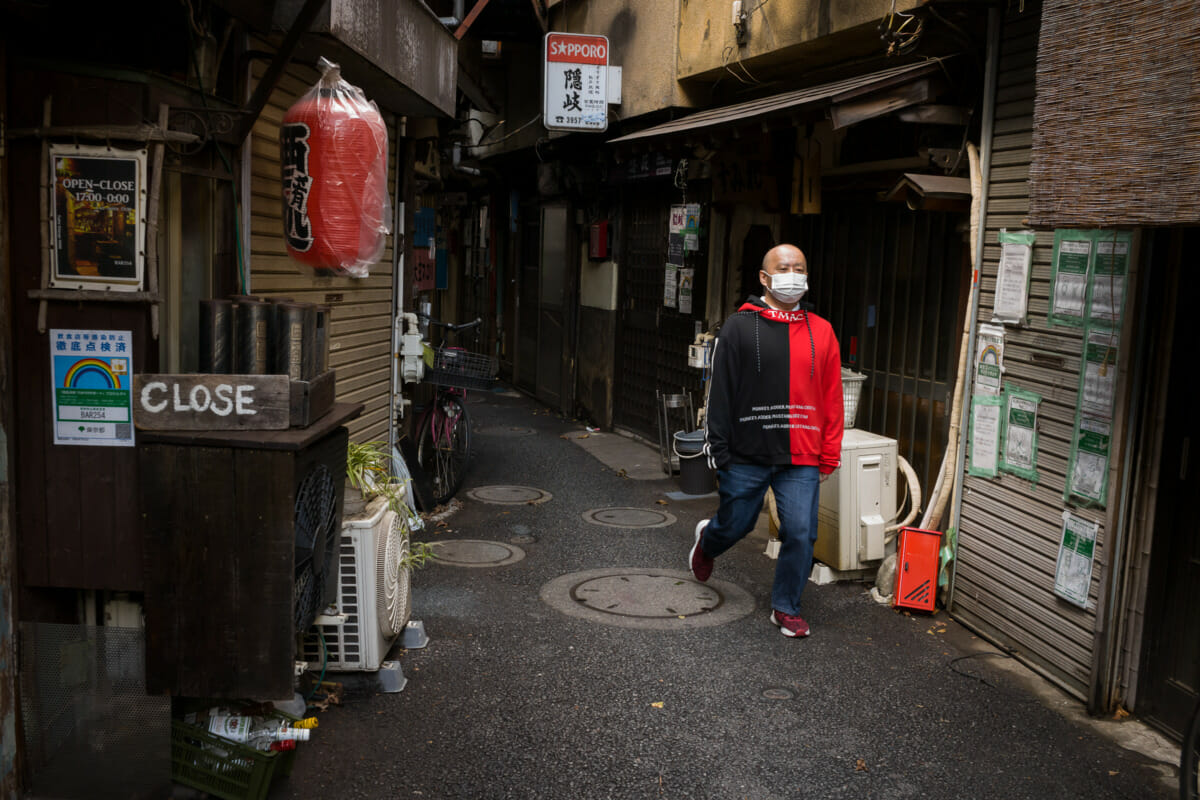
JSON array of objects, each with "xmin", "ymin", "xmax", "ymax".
[
  {"xmin": 968, "ymin": 395, "xmax": 1003, "ymax": 478},
  {"xmin": 678, "ymin": 268, "xmax": 694, "ymax": 314},
  {"xmin": 1066, "ymin": 415, "xmax": 1112, "ymax": 507},
  {"xmin": 1080, "ymin": 327, "xmax": 1120, "ymax": 418},
  {"xmin": 1048, "ymin": 229, "xmax": 1092, "ymax": 327},
  {"xmin": 974, "ymin": 323, "xmax": 1006, "ymax": 396},
  {"xmin": 1054, "ymin": 511, "xmax": 1099, "ymax": 609},
  {"xmin": 663, "ymin": 263, "xmax": 678, "ymax": 308},
  {"xmin": 50, "ymin": 329, "xmax": 134, "ymax": 447},
  {"xmin": 668, "ymin": 233, "xmax": 685, "ymax": 263},
  {"xmin": 683, "ymin": 203, "xmax": 701, "ymax": 252},
  {"xmin": 1000, "ymin": 383, "xmax": 1042, "ymax": 483},
  {"xmin": 49, "ymin": 144, "xmax": 146, "ymax": 292},
  {"xmin": 1089, "ymin": 231, "xmax": 1132, "ymax": 325},
  {"xmin": 992, "ymin": 230, "xmax": 1036, "ymax": 325}
]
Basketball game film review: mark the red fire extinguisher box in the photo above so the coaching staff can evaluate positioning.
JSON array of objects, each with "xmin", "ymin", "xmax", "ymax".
[{"xmin": 894, "ymin": 527, "xmax": 941, "ymax": 613}]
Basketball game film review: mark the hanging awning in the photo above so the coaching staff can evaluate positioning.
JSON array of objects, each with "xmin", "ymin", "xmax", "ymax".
[
  {"xmin": 608, "ymin": 59, "xmax": 947, "ymax": 145},
  {"xmin": 883, "ymin": 173, "xmax": 973, "ymax": 211}
]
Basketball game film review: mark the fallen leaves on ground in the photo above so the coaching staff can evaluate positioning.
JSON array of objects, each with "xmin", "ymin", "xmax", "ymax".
[
  {"xmin": 651, "ymin": 702, "xmax": 664, "ymax": 709},
  {"xmin": 656, "ymin": 499, "xmax": 668, "ymax": 505},
  {"xmin": 855, "ymin": 759, "xmax": 868, "ymax": 772},
  {"xmin": 577, "ymin": 434, "xmax": 590, "ymax": 439},
  {"xmin": 1113, "ymin": 707, "xmax": 1130, "ymax": 720}
]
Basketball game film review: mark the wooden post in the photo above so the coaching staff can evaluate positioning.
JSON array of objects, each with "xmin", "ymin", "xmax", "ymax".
[
  {"xmin": 144, "ymin": 104, "xmax": 168, "ymax": 340},
  {"xmin": 36, "ymin": 96, "xmax": 50, "ymax": 333},
  {"xmin": 1, "ymin": 40, "xmax": 25, "ymax": 799}
]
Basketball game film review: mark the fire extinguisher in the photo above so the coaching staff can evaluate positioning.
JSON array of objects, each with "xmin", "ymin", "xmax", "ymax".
[{"xmin": 281, "ymin": 58, "xmax": 390, "ymax": 276}]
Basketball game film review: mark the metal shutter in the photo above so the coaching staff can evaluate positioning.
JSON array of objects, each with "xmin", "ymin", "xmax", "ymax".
[
  {"xmin": 951, "ymin": 2, "xmax": 1113, "ymax": 701},
  {"xmin": 247, "ymin": 45, "xmax": 396, "ymax": 444}
]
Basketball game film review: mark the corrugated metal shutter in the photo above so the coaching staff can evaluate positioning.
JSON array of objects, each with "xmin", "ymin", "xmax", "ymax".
[
  {"xmin": 247, "ymin": 46, "xmax": 396, "ymax": 444},
  {"xmin": 951, "ymin": 2, "xmax": 1110, "ymax": 701}
]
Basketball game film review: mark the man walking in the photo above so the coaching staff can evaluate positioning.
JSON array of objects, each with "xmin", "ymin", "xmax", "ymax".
[{"xmin": 690, "ymin": 244, "xmax": 844, "ymax": 638}]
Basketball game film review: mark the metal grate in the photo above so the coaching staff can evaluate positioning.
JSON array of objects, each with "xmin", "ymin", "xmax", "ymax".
[
  {"xmin": 294, "ymin": 464, "xmax": 338, "ymax": 632},
  {"xmin": 19, "ymin": 623, "xmax": 170, "ymax": 799}
]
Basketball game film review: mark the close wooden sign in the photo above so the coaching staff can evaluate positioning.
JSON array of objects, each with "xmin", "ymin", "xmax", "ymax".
[{"xmin": 132, "ymin": 374, "xmax": 290, "ymax": 431}]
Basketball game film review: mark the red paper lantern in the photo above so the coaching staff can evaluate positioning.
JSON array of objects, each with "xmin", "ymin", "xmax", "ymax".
[{"xmin": 281, "ymin": 64, "xmax": 389, "ymax": 275}]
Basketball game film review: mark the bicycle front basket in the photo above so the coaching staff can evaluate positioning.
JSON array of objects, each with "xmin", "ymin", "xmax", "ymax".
[{"xmin": 425, "ymin": 347, "xmax": 498, "ymax": 390}]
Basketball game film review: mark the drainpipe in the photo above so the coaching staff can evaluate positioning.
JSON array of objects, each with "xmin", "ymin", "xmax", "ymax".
[
  {"xmin": 946, "ymin": 5, "xmax": 1001, "ymax": 610},
  {"xmin": 390, "ymin": 116, "xmax": 407, "ymax": 465},
  {"xmin": 1089, "ymin": 236, "xmax": 1152, "ymax": 714},
  {"xmin": 452, "ymin": 143, "xmax": 482, "ymax": 177},
  {"xmin": 439, "ymin": 0, "xmax": 465, "ymax": 27}
]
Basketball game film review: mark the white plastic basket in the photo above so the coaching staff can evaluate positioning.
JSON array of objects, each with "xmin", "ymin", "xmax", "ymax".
[{"xmin": 841, "ymin": 368, "xmax": 867, "ymax": 429}]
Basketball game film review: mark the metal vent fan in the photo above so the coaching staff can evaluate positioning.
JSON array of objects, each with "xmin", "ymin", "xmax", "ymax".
[
  {"xmin": 376, "ymin": 511, "xmax": 412, "ymax": 638},
  {"xmin": 294, "ymin": 464, "xmax": 338, "ymax": 632}
]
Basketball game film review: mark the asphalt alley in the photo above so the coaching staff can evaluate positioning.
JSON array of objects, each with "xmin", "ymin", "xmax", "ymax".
[{"xmin": 279, "ymin": 387, "xmax": 1173, "ymax": 800}]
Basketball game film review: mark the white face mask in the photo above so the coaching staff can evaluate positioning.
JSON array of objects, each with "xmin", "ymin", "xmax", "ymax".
[{"xmin": 768, "ymin": 272, "xmax": 808, "ymax": 304}]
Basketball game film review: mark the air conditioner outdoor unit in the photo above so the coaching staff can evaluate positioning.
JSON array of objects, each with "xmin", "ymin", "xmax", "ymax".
[
  {"xmin": 814, "ymin": 428, "xmax": 898, "ymax": 574},
  {"xmin": 302, "ymin": 496, "xmax": 412, "ymax": 672}
]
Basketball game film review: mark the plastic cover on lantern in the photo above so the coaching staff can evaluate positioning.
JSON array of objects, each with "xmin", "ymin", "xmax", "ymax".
[{"xmin": 281, "ymin": 57, "xmax": 390, "ymax": 277}]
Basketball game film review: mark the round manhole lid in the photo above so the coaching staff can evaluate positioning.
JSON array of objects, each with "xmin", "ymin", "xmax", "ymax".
[
  {"xmin": 540, "ymin": 568, "xmax": 755, "ymax": 630},
  {"xmin": 476, "ymin": 426, "xmax": 537, "ymax": 437},
  {"xmin": 431, "ymin": 539, "xmax": 526, "ymax": 567},
  {"xmin": 573, "ymin": 573, "xmax": 721, "ymax": 618},
  {"xmin": 582, "ymin": 507, "xmax": 677, "ymax": 529},
  {"xmin": 465, "ymin": 485, "xmax": 553, "ymax": 505}
]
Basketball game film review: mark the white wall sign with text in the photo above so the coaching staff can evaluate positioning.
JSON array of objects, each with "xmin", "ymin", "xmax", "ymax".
[{"xmin": 544, "ymin": 33, "xmax": 609, "ymax": 132}]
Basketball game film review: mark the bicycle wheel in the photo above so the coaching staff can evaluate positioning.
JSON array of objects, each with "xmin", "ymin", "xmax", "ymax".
[
  {"xmin": 416, "ymin": 395, "xmax": 472, "ymax": 506},
  {"xmin": 1183, "ymin": 699, "xmax": 1200, "ymax": 800}
]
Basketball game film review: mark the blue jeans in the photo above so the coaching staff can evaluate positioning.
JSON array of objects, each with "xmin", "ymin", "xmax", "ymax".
[{"xmin": 701, "ymin": 463, "xmax": 820, "ymax": 616}]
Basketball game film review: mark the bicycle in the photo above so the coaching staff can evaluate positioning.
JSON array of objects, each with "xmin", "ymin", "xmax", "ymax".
[
  {"xmin": 414, "ymin": 316, "xmax": 497, "ymax": 507},
  {"xmin": 1183, "ymin": 698, "xmax": 1200, "ymax": 800}
]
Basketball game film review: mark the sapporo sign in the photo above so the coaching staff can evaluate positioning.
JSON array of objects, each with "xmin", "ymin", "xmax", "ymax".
[
  {"xmin": 133, "ymin": 374, "xmax": 291, "ymax": 431},
  {"xmin": 543, "ymin": 32, "xmax": 609, "ymax": 132}
]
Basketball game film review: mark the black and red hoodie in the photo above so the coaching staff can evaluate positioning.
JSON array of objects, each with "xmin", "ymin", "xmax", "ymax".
[{"xmin": 704, "ymin": 297, "xmax": 844, "ymax": 474}]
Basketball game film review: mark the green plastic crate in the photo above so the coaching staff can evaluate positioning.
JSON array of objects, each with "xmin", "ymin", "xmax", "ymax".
[{"xmin": 171, "ymin": 711, "xmax": 299, "ymax": 800}]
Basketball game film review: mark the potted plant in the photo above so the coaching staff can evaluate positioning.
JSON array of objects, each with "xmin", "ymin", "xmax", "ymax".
[{"xmin": 345, "ymin": 440, "xmax": 435, "ymax": 569}]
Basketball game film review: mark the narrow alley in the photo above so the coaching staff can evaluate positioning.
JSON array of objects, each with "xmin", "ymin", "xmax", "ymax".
[{"xmin": 280, "ymin": 388, "xmax": 1172, "ymax": 800}]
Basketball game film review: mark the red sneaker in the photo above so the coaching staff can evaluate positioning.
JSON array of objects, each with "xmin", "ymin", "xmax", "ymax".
[
  {"xmin": 689, "ymin": 520, "xmax": 714, "ymax": 582},
  {"xmin": 770, "ymin": 610, "xmax": 810, "ymax": 638}
]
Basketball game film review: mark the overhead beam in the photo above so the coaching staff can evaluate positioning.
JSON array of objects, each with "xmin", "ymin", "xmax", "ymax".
[
  {"xmin": 896, "ymin": 104, "xmax": 972, "ymax": 126},
  {"xmin": 530, "ymin": 0, "xmax": 548, "ymax": 33},
  {"xmin": 235, "ymin": 0, "xmax": 329, "ymax": 144},
  {"xmin": 829, "ymin": 78, "xmax": 934, "ymax": 130},
  {"xmin": 454, "ymin": 0, "xmax": 494, "ymax": 41}
]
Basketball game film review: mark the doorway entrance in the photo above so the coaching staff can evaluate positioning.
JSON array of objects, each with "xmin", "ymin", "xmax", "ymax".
[{"xmin": 1139, "ymin": 227, "xmax": 1200, "ymax": 737}]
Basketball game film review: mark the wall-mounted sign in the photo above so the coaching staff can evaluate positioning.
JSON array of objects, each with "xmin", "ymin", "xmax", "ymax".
[
  {"xmin": 133, "ymin": 374, "xmax": 290, "ymax": 431},
  {"xmin": 544, "ymin": 32, "xmax": 609, "ymax": 132},
  {"xmin": 992, "ymin": 230, "xmax": 1036, "ymax": 325},
  {"xmin": 50, "ymin": 329, "xmax": 134, "ymax": 446},
  {"xmin": 1054, "ymin": 511, "xmax": 1098, "ymax": 609},
  {"xmin": 49, "ymin": 145, "xmax": 146, "ymax": 291}
]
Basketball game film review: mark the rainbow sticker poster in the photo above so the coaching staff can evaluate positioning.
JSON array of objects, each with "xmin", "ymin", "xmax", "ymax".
[{"xmin": 50, "ymin": 329, "xmax": 134, "ymax": 447}]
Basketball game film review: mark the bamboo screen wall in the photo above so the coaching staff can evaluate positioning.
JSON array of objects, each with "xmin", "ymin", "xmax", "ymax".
[{"xmin": 1029, "ymin": 0, "xmax": 1200, "ymax": 227}]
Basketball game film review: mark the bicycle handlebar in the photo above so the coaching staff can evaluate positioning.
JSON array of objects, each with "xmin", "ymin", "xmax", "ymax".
[{"xmin": 418, "ymin": 314, "xmax": 482, "ymax": 333}]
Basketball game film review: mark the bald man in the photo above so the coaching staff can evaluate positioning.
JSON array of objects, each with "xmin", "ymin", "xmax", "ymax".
[{"xmin": 689, "ymin": 244, "xmax": 845, "ymax": 638}]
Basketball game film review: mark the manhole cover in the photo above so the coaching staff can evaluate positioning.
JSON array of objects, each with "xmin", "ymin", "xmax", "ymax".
[
  {"xmin": 465, "ymin": 485, "xmax": 553, "ymax": 505},
  {"xmin": 477, "ymin": 426, "xmax": 536, "ymax": 437},
  {"xmin": 573, "ymin": 573, "xmax": 721, "ymax": 617},
  {"xmin": 762, "ymin": 688, "xmax": 796, "ymax": 700},
  {"xmin": 431, "ymin": 539, "xmax": 526, "ymax": 567},
  {"xmin": 582, "ymin": 507, "xmax": 677, "ymax": 528},
  {"xmin": 540, "ymin": 568, "xmax": 755, "ymax": 630}
]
